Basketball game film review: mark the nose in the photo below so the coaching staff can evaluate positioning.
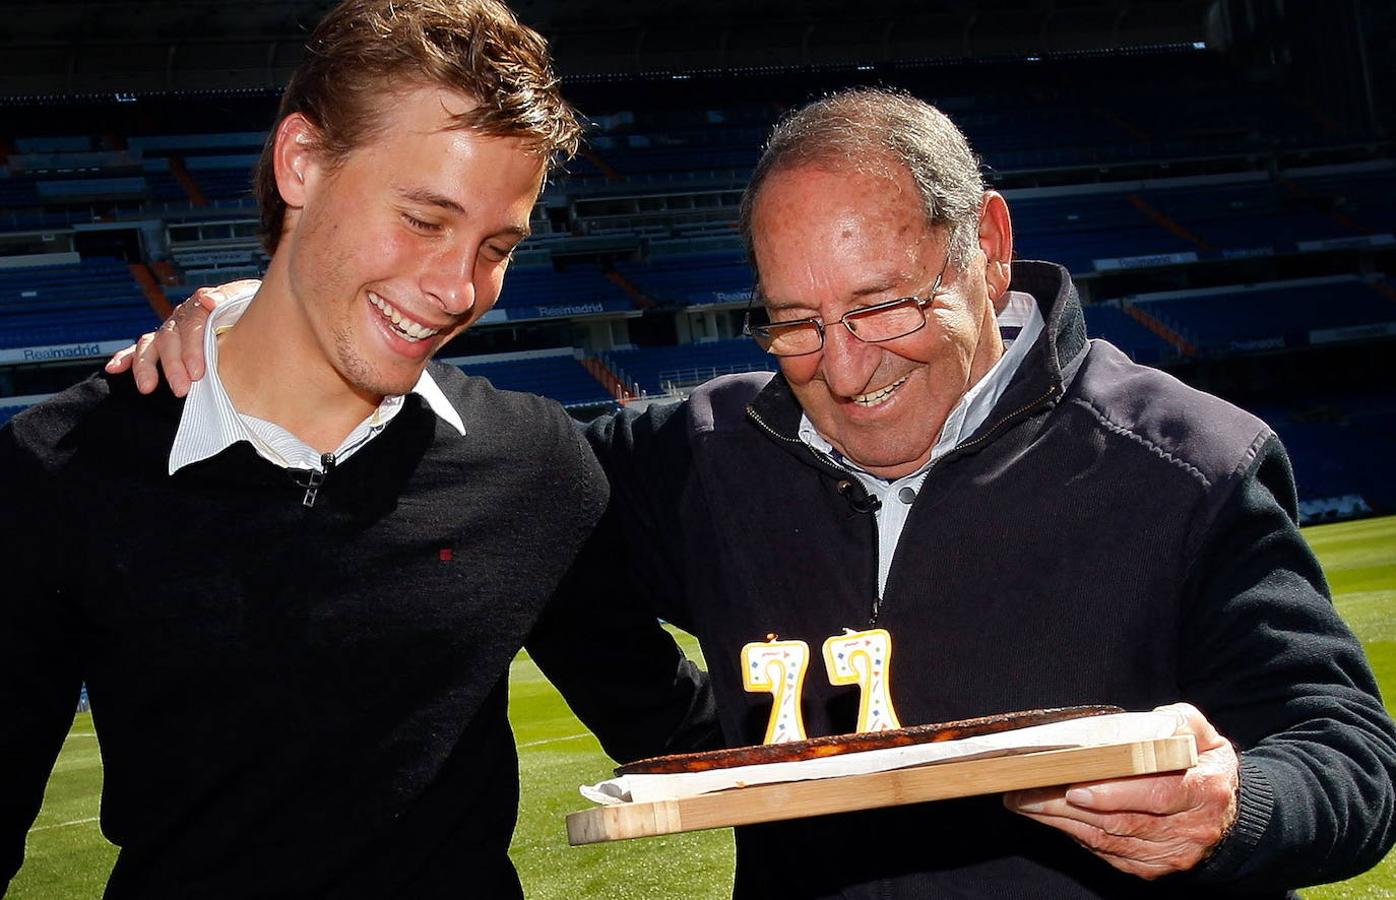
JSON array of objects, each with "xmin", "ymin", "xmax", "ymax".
[
  {"xmin": 819, "ymin": 321, "xmax": 882, "ymax": 398},
  {"xmin": 419, "ymin": 245, "xmax": 476, "ymax": 317}
]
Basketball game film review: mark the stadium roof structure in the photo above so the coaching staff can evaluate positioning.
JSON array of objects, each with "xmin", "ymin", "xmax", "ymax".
[{"xmin": 0, "ymin": 0, "xmax": 1218, "ymax": 95}]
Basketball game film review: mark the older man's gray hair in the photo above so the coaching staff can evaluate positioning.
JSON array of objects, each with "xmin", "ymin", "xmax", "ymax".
[{"xmin": 738, "ymin": 88, "xmax": 986, "ymax": 272}]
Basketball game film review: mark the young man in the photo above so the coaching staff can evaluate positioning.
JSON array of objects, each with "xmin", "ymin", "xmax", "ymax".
[{"xmin": 0, "ymin": 2, "xmax": 713, "ymax": 896}]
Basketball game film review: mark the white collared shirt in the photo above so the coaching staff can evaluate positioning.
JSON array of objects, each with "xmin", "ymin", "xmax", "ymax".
[
  {"xmin": 797, "ymin": 290, "xmax": 1046, "ymax": 599},
  {"xmin": 169, "ymin": 288, "xmax": 466, "ymax": 475}
]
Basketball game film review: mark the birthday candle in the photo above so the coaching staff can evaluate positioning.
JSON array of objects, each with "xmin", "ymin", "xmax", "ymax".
[
  {"xmin": 822, "ymin": 627, "xmax": 901, "ymax": 733},
  {"xmin": 741, "ymin": 635, "xmax": 811, "ymax": 744}
]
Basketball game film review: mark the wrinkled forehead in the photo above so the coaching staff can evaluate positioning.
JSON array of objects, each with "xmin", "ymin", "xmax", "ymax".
[
  {"xmin": 750, "ymin": 163, "xmax": 946, "ymax": 301},
  {"xmin": 750, "ymin": 157, "xmax": 935, "ymax": 247}
]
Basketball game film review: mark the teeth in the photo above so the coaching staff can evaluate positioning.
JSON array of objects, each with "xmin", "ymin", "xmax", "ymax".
[
  {"xmin": 853, "ymin": 376, "xmax": 908, "ymax": 407},
  {"xmin": 368, "ymin": 292, "xmax": 441, "ymax": 343}
]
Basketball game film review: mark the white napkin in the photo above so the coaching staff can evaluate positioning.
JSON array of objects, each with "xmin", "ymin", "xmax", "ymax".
[{"xmin": 582, "ymin": 710, "xmax": 1181, "ymax": 806}]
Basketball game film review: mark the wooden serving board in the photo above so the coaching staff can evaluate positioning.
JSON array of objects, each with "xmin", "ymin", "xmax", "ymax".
[{"xmin": 567, "ymin": 735, "xmax": 1196, "ymax": 845}]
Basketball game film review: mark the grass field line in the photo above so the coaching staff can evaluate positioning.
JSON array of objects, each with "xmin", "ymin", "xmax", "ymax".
[
  {"xmin": 517, "ymin": 731, "xmax": 591, "ymax": 749},
  {"xmin": 57, "ymin": 728, "xmax": 590, "ymax": 751},
  {"xmin": 29, "ymin": 816, "xmax": 100, "ymax": 833}
]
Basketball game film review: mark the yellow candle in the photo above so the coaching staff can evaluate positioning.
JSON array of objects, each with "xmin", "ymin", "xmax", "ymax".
[
  {"xmin": 741, "ymin": 634, "xmax": 811, "ymax": 744},
  {"xmin": 822, "ymin": 627, "xmax": 901, "ymax": 733}
]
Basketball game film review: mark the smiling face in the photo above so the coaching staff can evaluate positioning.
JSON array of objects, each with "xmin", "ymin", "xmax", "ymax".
[
  {"xmin": 275, "ymin": 84, "xmax": 545, "ymax": 405},
  {"xmin": 750, "ymin": 162, "xmax": 1007, "ymax": 479}
]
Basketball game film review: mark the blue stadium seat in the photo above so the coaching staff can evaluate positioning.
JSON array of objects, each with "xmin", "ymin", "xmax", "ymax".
[
  {"xmin": 0, "ymin": 257, "xmax": 157, "ymax": 349},
  {"xmin": 1082, "ymin": 304, "xmax": 1174, "ymax": 366},
  {"xmin": 616, "ymin": 251, "xmax": 753, "ymax": 305},
  {"xmin": 0, "ymin": 403, "xmax": 30, "ymax": 426},
  {"xmin": 494, "ymin": 265, "xmax": 634, "ymax": 315},
  {"xmin": 1132, "ymin": 278, "xmax": 1396, "ymax": 356},
  {"xmin": 453, "ymin": 353, "xmax": 615, "ymax": 408},
  {"xmin": 603, "ymin": 339, "xmax": 775, "ymax": 397}
]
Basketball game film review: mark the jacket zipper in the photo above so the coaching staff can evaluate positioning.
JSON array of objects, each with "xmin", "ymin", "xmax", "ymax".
[
  {"xmin": 747, "ymin": 406, "xmax": 885, "ymax": 625},
  {"xmin": 745, "ymin": 407, "xmax": 873, "ymax": 488},
  {"xmin": 746, "ymin": 380, "xmax": 1062, "ymax": 625},
  {"xmin": 935, "ymin": 382, "xmax": 1062, "ymax": 467}
]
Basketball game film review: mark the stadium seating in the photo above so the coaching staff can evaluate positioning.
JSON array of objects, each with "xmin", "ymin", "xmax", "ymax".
[
  {"xmin": 1080, "ymin": 303, "xmax": 1175, "ymax": 366},
  {"xmin": 1131, "ymin": 277, "xmax": 1396, "ymax": 356},
  {"xmin": 452, "ymin": 352, "xmax": 615, "ymax": 408},
  {"xmin": 615, "ymin": 249, "xmax": 752, "ymax": 306},
  {"xmin": 1010, "ymin": 169, "xmax": 1395, "ymax": 274},
  {"xmin": 1013, "ymin": 192, "xmax": 1198, "ymax": 273},
  {"xmin": 602, "ymin": 338, "xmax": 775, "ymax": 397},
  {"xmin": 494, "ymin": 264, "xmax": 635, "ymax": 315},
  {"xmin": 0, "ymin": 257, "xmax": 158, "ymax": 349},
  {"xmin": 1, "ymin": 46, "xmax": 1392, "ymax": 523},
  {"xmin": 1248, "ymin": 390, "xmax": 1396, "ymax": 517}
]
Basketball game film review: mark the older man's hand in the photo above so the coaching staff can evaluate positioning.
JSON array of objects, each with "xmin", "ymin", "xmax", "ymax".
[
  {"xmin": 105, "ymin": 280, "xmax": 259, "ymax": 395},
  {"xmin": 1004, "ymin": 702, "xmax": 1239, "ymax": 880}
]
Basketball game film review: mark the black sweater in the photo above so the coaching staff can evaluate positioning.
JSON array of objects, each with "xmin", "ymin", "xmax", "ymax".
[{"xmin": 0, "ymin": 363, "xmax": 714, "ymax": 898}]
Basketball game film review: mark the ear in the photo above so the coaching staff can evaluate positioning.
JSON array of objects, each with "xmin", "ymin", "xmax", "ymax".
[
  {"xmin": 977, "ymin": 191, "xmax": 1014, "ymax": 306},
  {"xmin": 272, "ymin": 113, "xmax": 322, "ymax": 211}
]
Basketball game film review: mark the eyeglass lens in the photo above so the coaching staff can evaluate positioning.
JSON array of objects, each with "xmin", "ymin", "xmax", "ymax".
[{"xmin": 754, "ymin": 297, "xmax": 927, "ymax": 356}]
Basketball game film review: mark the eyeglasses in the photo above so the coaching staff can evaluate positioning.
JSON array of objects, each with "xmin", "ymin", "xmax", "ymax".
[{"xmin": 743, "ymin": 254, "xmax": 952, "ymax": 358}]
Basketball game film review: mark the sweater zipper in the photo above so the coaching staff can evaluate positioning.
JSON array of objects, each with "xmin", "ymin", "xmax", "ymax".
[
  {"xmin": 301, "ymin": 453, "xmax": 336, "ymax": 508},
  {"xmin": 297, "ymin": 422, "xmax": 382, "ymax": 508}
]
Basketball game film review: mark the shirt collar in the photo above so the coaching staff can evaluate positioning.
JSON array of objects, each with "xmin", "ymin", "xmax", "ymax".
[
  {"xmin": 169, "ymin": 288, "xmax": 466, "ymax": 474},
  {"xmin": 797, "ymin": 289, "xmax": 1046, "ymax": 479},
  {"xmin": 997, "ymin": 290, "xmax": 1037, "ymax": 331}
]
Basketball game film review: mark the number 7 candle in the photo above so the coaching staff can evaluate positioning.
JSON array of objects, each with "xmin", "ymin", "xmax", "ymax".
[
  {"xmin": 741, "ymin": 634, "xmax": 811, "ymax": 744},
  {"xmin": 822, "ymin": 627, "xmax": 901, "ymax": 733}
]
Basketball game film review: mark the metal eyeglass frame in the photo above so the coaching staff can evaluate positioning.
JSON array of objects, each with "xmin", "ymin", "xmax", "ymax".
[{"xmin": 742, "ymin": 253, "xmax": 953, "ymax": 357}]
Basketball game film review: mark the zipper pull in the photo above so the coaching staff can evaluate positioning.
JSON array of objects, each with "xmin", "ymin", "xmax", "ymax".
[
  {"xmin": 870, "ymin": 595, "xmax": 881, "ymax": 627},
  {"xmin": 302, "ymin": 453, "xmax": 336, "ymax": 508}
]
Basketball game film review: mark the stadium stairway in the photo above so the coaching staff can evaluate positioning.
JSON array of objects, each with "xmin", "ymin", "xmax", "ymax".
[
  {"xmin": 579, "ymin": 148, "xmax": 621, "ymax": 180},
  {"xmin": 168, "ymin": 157, "xmax": 208, "ymax": 207},
  {"xmin": 1122, "ymin": 304, "xmax": 1199, "ymax": 357},
  {"xmin": 451, "ymin": 350, "xmax": 618, "ymax": 409},
  {"xmin": 1278, "ymin": 176, "xmax": 1377, "ymax": 237},
  {"xmin": 1124, "ymin": 194, "xmax": 1216, "ymax": 254},
  {"xmin": 128, "ymin": 263, "xmax": 174, "ymax": 318},
  {"xmin": 150, "ymin": 259, "xmax": 181, "ymax": 286},
  {"xmin": 604, "ymin": 268, "xmax": 655, "ymax": 309},
  {"xmin": 579, "ymin": 356, "xmax": 635, "ymax": 403}
]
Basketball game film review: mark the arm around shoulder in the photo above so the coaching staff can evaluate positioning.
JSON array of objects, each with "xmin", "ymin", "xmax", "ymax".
[
  {"xmin": 522, "ymin": 405, "xmax": 720, "ymax": 763},
  {"xmin": 525, "ymin": 496, "xmax": 721, "ymax": 764}
]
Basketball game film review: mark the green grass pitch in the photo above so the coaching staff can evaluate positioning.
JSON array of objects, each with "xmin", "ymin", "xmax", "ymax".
[{"xmin": 11, "ymin": 516, "xmax": 1395, "ymax": 898}]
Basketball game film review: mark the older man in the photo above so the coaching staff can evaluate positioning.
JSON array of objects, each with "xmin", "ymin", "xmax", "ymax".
[
  {"xmin": 584, "ymin": 90, "xmax": 1396, "ymax": 897},
  {"xmin": 119, "ymin": 89, "xmax": 1395, "ymax": 897},
  {"xmin": 0, "ymin": 2, "xmax": 713, "ymax": 896}
]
